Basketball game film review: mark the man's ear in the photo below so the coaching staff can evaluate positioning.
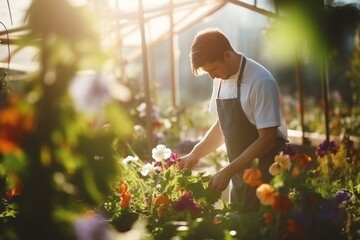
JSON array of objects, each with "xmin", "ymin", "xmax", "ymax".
[{"xmin": 223, "ymin": 51, "xmax": 231, "ymax": 59}]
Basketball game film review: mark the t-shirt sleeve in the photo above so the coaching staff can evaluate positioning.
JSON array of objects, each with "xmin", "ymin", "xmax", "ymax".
[{"xmin": 251, "ymin": 79, "xmax": 281, "ymax": 129}]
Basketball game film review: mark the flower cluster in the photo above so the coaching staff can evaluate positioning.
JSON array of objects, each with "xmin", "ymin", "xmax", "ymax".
[
  {"xmin": 97, "ymin": 144, "xmax": 221, "ymax": 235},
  {"xmin": 240, "ymin": 138, "xmax": 359, "ymax": 240}
]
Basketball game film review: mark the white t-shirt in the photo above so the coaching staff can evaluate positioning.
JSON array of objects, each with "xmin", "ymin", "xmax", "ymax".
[{"xmin": 209, "ymin": 56, "xmax": 288, "ymax": 140}]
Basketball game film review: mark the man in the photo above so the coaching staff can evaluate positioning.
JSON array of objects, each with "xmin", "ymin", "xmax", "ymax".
[{"xmin": 179, "ymin": 28, "xmax": 288, "ymax": 212}]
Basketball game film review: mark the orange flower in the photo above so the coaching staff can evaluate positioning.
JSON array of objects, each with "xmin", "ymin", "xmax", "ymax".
[
  {"xmin": 292, "ymin": 153, "xmax": 312, "ymax": 169},
  {"xmin": 120, "ymin": 191, "xmax": 131, "ymax": 208},
  {"xmin": 154, "ymin": 195, "xmax": 169, "ymax": 207},
  {"xmin": 243, "ymin": 168, "xmax": 262, "ymax": 187},
  {"xmin": 256, "ymin": 183, "xmax": 277, "ymax": 205},
  {"xmin": 272, "ymin": 194, "xmax": 292, "ymax": 213},
  {"xmin": 118, "ymin": 182, "xmax": 128, "ymax": 196},
  {"xmin": 155, "ymin": 195, "xmax": 170, "ymax": 218}
]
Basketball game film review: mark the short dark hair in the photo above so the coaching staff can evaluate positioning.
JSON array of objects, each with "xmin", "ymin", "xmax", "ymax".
[{"xmin": 190, "ymin": 28, "xmax": 235, "ymax": 75}]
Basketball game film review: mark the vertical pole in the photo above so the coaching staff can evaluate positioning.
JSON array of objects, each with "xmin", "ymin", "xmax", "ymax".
[
  {"xmin": 169, "ymin": 0, "xmax": 179, "ymax": 107},
  {"xmin": 295, "ymin": 55, "xmax": 306, "ymax": 144},
  {"xmin": 139, "ymin": 0, "xmax": 154, "ymax": 150},
  {"xmin": 321, "ymin": 0, "xmax": 330, "ymax": 141},
  {"xmin": 321, "ymin": 58, "xmax": 330, "ymax": 141}
]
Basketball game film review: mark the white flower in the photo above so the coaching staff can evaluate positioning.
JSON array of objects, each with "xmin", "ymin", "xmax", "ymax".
[
  {"xmin": 269, "ymin": 152, "xmax": 292, "ymax": 176},
  {"xmin": 274, "ymin": 152, "xmax": 291, "ymax": 170},
  {"xmin": 122, "ymin": 156, "xmax": 139, "ymax": 165},
  {"xmin": 269, "ymin": 162, "xmax": 284, "ymax": 176},
  {"xmin": 140, "ymin": 163, "xmax": 155, "ymax": 176},
  {"xmin": 151, "ymin": 144, "xmax": 172, "ymax": 162}
]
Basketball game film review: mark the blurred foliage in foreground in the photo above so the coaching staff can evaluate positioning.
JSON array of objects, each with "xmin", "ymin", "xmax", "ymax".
[{"xmin": 0, "ymin": 0, "xmax": 132, "ymax": 239}]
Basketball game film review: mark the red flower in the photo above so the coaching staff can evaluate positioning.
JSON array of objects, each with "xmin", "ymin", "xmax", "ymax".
[
  {"xmin": 272, "ymin": 194, "xmax": 292, "ymax": 213},
  {"xmin": 118, "ymin": 182, "xmax": 128, "ymax": 196},
  {"xmin": 120, "ymin": 191, "xmax": 131, "ymax": 208}
]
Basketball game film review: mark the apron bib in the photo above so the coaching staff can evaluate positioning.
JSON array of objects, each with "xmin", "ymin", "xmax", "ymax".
[{"xmin": 216, "ymin": 56, "xmax": 285, "ymax": 213}]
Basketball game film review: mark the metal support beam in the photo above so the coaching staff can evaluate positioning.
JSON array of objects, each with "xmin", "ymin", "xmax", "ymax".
[{"xmin": 139, "ymin": 0, "xmax": 154, "ymax": 151}]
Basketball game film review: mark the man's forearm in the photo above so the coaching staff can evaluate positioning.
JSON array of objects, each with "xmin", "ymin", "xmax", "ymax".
[{"xmin": 190, "ymin": 120, "xmax": 224, "ymax": 158}]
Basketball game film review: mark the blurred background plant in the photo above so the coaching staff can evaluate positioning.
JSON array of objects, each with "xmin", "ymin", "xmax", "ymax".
[{"xmin": 0, "ymin": 0, "xmax": 133, "ymax": 239}]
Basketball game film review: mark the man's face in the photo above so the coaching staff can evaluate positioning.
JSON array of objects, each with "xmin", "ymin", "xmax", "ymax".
[{"xmin": 200, "ymin": 53, "xmax": 232, "ymax": 80}]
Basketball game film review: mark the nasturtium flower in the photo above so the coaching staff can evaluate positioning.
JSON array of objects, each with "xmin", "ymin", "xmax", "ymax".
[
  {"xmin": 122, "ymin": 155, "xmax": 139, "ymax": 165},
  {"xmin": 243, "ymin": 168, "xmax": 262, "ymax": 187},
  {"xmin": 256, "ymin": 183, "xmax": 276, "ymax": 206},
  {"xmin": 152, "ymin": 144, "xmax": 172, "ymax": 162}
]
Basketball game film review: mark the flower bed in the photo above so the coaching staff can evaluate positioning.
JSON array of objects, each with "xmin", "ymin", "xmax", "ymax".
[{"xmin": 96, "ymin": 136, "xmax": 360, "ymax": 240}]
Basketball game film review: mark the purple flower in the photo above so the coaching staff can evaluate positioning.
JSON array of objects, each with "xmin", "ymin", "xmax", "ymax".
[
  {"xmin": 316, "ymin": 140, "xmax": 338, "ymax": 157},
  {"xmin": 281, "ymin": 144, "xmax": 296, "ymax": 156},
  {"xmin": 172, "ymin": 191, "xmax": 202, "ymax": 213},
  {"xmin": 335, "ymin": 189, "xmax": 352, "ymax": 204},
  {"xmin": 164, "ymin": 152, "xmax": 181, "ymax": 169}
]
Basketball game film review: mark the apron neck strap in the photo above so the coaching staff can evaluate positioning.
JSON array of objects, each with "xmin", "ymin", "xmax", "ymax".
[
  {"xmin": 236, "ymin": 55, "xmax": 246, "ymax": 98},
  {"xmin": 217, "ymin": 55, "xmax": 247, "ymax": 98}
]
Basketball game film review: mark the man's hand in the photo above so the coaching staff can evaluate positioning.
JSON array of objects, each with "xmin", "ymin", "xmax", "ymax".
[
  {"xmin": 178, "ymin": 153, "xmax": 199, "ymax": 170},
  {"xmin": 209, "ymin": 169, "xmax": 231, "ymax": 193}
]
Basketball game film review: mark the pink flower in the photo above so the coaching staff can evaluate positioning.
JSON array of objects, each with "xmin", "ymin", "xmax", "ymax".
[
  {"xmin": 164, "ymin": 152, "xmax": 181, "ymax": 169},
  {"xmin": 172, "ymin": 191, "xmax": 202, "ymax": 213}
]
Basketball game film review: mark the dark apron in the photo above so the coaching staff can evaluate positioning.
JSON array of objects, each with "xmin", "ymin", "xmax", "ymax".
[{"xmin": 216, "ymin": 56, "xmax": 285, "ymax": 213}]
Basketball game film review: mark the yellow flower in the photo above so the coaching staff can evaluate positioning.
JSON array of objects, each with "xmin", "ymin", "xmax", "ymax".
[
  {"xmin": 269, "ymin": 152, "xmax": 292, "ymax": 176},
  {"xmin": 269, "ymin": 162, "xmax": 283, "ymax": 176},
  {"xmin": 274, "ymin": 152, "xmax": 291, "ymax": 170}
]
